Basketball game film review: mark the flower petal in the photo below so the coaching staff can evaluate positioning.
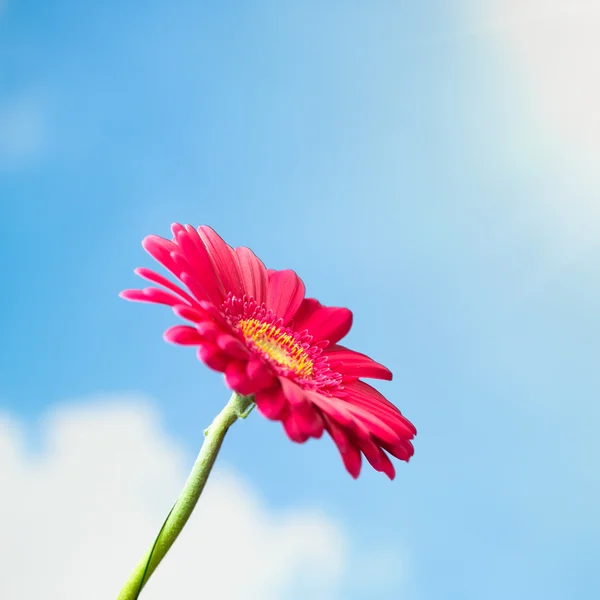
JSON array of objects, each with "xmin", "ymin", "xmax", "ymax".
[
  {"xmin": 279, "ymin": 378, "xmax": 325, "ymax": 439},
  {"xmin": 194, "ymin": 320, "xmax": 221, "ymax": 341},
  {"xmin": 310, "ymin": 392, "xmax": 407, "ymax": 450},
  {"xmin": 215, "ymin": 333, "xmax": 250, "ymax": 359},
  {"xmin": 197, "ymin": 342, "xmax": 229, "ymax": 372},
  {"xmin": 292, "ymin": 298, "xmax": 321, "ymax": 329},
  {"xmin": 172, "ymin": 304, "xmax": 208, "ymax": 324},
  {"xmin": 342, "ymin": 381, "xmax": 417, "ymax": 436},
  {"xmin": 246, "ymin": 358, "xmax": 276, "ymax": 391},
  {"xmin": 197, "ymin": 226, "xmax": 244, "ymax": 299},
  {"xmin": 282, "ymin": 414, "xmax": 311, "ymax": 443},
  {"xmin": 134, "ymin": 267, "xmax": 196, "ymax": 305},
  {"xmin": 255, "ymin": 384, "xmax": 289, "ymax": 420},
  {"xmin": 172, "ymin": 225, "xmax": 224, "ymax": 305},
  {"xmin": 266, "ymin": 269, "xmax": 306, "ymax": 324},
  {"xmin": 224, "ymin": 360, "xmax": 255, "ymax": 395},
  {"xmin": 357, "ymin": 437, "xmax": 396, "ymax": 479},
  {"xmin": 141, "ymin": 235, "xmax": 185, "ymax": 280},
  {"xmin": 323, "ymin": 416, "xmax": 362, "ymax": 479},
  {"xmin": 235, "ymin": 246, "xmax": 268, "ymax": 305},
  {"xmin": 381, "ymin": 439, "xmax": 415, "ymax": 462},
  {"xmin": 163, "ymin": 325, "xmax": 203, "ymax": 345},
  {"xmin": 120, "ymin": 287, "xmax": 189, "ymax": 307},
  {"xmin": 294, "ymin": 305, "xmax": 353, "ymax": 344},
  {"xmin": 324, "ymin": 344, "xmax": 393, "ymax": 381}
]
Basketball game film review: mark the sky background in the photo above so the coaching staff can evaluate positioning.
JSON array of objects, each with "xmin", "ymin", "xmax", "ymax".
[{"xmin": 1, "ymin": 1, "xmax": 599, "ymax": 599}]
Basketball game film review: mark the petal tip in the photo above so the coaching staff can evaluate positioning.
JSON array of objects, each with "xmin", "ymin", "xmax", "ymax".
[
  {"xmin": 119, "ymin": 289, "xmax": 140, "ymax": 301},
  {"xmin": 141, "ymin": 234, "xmax": 154, "ymax": 247}
]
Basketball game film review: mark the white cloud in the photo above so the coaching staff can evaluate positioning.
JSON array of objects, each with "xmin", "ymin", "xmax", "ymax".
[{"xmin": 0, "ymin": 396, "xmax": 347, "ymax": 600}]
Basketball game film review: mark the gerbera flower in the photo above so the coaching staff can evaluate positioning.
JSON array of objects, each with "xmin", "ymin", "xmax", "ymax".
[{"xmin": 121, "ymin": 224, "xmax": 416, "ymax": 478}]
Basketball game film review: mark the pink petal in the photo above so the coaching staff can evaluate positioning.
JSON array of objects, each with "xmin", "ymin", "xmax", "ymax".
[
  {"xmin": 309, "ymin": 394, "xmax": 356, "ymax": 432},
  {"xmin": 224, "ymin": 360, "xmax": 255, "ymax": 395},
  {"xmin": 169, "ymin": 252, "xmax": 211, "ymax": 301},
  {"xmin": 195, "ymin": 320, "xmax": 221, "ymax": 341},
  {"xmin": 292, "ymin": 298, "xmax": 321, "ymax": 329},
  {"xmin": 142, "ymin": 235, "xmax": 181, "ymax": 278},
  {"xmin": 177, "ymin": 272, "xmax": 220, "ymax": 309},
  {"xmin": 198, "ymin": 300, "xmax": 229, "ymax": 323},
  {"xmin": 163, "ymin": 325, "xmax": 203, "ymax": 345},
  {"xmin": 197, "ymin": 342, "xmax": 229, "ymax": 372},
  {"xmin": 119, "ymin": 289, "xmax": 149, "ymax": 302},
  {"xmin": 173, "ymin": 226, "xmax": 224, "ymax": 305},
  {"xmin": 278, "ymin": 375, "xmax": 305, "ymax": 405},
  {"xmin": 133, "ymin": 267, "xmax": 196, "ymax": 305},
  {"xmin": 235, "ymin": 246, "xmax": 269, "ymax": 304},
  {"xmin": 342, "ymin": 381, "xmax": 417, "ymax": 436},
  {"xmin": 172, "ymin": 304, "xmax": 208, "ymax": 324},
  {"xmin": 279, "ymin": 377, "xmax": 324, "ymax": 439},
  {"xmin": 324, "ymin": 344, "xmax": 393, "ymax": 381},
  {"xmin": 324, "ymin": 416, "xmax": 362, "ymax": 479},
  {"xmin": 298, "ymin": 306, "xmax": 353, "ymax": 344},
  {"xmin": 255, "ymin": 385, "xmax": 289, "ymax": 420},
  {"xmin": 282, "ymin": 413, "xmax": 311, "ymax": 442},
  {"xmin": 171, "ymin": 223, "xmax": 186, "ymax": 237},
  {"xmin": 293, "ymin": 404, "xmax": 325, "ymax": 439},
  {"xmin": 357, "ymin": 436, "xmax": 396, "ymax": 479},
  {"xmin": 266, "ymin": 269, "xmax": 306, "ymax": 324},
  {"xmin": 246, "ymin": 358, "xmax": 275, "ymax": 391},
  {"xmin": 381, "ymin": 439, "xmax": 415, "ymax": 462},
  {"xmin": 344, "ymin": 403, "xmax": 407, "ymax": 447},
  {"xmin": 311, "ymin": 392, "xmax": 405, "ymax": 449},
  {"xmin": 197, "ymin": 226, "xmax": 244, "ymax": 299},
  {"xmin": 215, "ymin": 333, "xmax": 250, "ymax": 359},
  {"xmin": 120, "ymin": 287, "xmax": 189, "ymax": 307}
]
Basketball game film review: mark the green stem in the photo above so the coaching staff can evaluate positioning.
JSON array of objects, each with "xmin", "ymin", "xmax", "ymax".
[{"xmin": 116, "ymin": 392, "xmax": 255, "ymax": 599}]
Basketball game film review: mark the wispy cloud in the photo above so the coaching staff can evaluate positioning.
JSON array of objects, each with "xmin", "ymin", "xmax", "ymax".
[{"xmin": 0, "ymin": 395, "xmax": 347, "ymax": 599}]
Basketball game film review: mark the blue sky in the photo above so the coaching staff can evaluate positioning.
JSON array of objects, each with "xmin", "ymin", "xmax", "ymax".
[{"xmin": 1, "ymin": 1, "xmax": 599, "ymax": 599}]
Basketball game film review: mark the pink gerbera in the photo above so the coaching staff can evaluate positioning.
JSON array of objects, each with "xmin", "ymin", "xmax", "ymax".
[{"xmin": 121, "ymin": 224, "xmax": 416, "ymax": 478}]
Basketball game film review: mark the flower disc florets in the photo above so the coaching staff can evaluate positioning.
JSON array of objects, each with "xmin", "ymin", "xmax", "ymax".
[{"xmin": 223, "ymin": 294, "xmax": 343, "ymax": 393}]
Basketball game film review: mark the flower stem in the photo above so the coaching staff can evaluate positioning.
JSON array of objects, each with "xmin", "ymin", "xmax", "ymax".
[{"xmin": 116, "ymin": 392, "xmax": 255, "ymax": 599}]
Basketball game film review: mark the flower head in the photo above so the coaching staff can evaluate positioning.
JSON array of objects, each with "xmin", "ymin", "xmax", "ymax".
[{"xmin": 121, "ymin": 224, "xmax": 416, "ymax": 478}]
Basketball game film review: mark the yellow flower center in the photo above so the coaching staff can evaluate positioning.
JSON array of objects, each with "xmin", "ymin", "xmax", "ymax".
[{"xmin": 239, "ymin": 318, "xmax": 314, "ymax": 378}]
